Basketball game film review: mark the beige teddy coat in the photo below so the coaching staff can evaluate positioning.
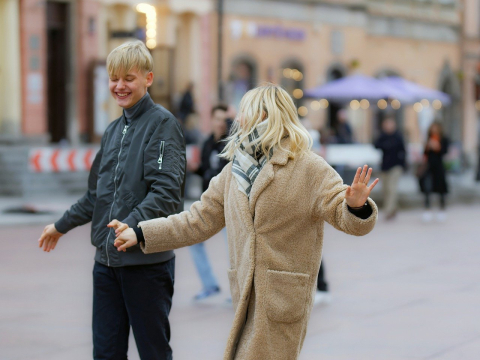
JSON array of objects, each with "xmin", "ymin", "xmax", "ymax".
[{"xmin": 138, "ymin": 138, "xmax": 378, "ymax": 360}]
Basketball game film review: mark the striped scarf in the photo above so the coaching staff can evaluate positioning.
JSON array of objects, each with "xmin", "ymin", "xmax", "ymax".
[{"xmin": 232, "ymin": 120, "xmax": 272, "ymax": 198}]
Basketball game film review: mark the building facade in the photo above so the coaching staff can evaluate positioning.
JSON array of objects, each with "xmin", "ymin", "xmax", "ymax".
[
  {"xmin": 1, "ymin": 0, "xmax": 479, "ymax": 161},
  {"xmin": 218, "ymin": 0, "xmax": 464, "ymax": 149}
]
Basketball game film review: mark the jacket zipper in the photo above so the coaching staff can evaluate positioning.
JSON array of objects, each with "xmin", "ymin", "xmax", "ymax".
[
  {"xmin": 157, "ymin": 141, "xmax": 165, "ymax": 170},
  {"xmin": 105, "ymin": 124, "xmax": 129, "ymax": 266}
]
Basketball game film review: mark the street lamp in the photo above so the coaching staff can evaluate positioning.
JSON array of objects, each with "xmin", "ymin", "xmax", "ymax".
[{"xmin": 217, "ymin": 0, "xmax": 224, "ymax": 101}]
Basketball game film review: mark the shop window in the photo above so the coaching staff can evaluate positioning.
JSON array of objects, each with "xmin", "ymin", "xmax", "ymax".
[{"xmin": 280, "ymin": 59, "xmax": 305, "ymax": 113}]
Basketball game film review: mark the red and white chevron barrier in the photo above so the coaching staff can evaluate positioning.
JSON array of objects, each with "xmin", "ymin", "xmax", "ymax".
[
  {"xmin": 29, "ymin": 145, "xmax": 201, "ymax": 173},
  {"xmin": 29, "ymin": 148, "xmax": 98, "ymax": 173}
]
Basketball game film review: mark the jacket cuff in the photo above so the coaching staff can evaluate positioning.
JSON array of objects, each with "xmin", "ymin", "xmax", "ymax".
[
  {"xmin": 347, "ymin": 203, "xmax": 373, "ymax": 220},
  {"xmin": 54, "ymin": 215, "xmax": 73, "ymax": 234},
  {"xmin": 133, "ymin": 226, "xmax": 145, "ymax": 244},
  {"xmin": 121, "ymin": 214, "xmax": 139, "ymax": 229}
]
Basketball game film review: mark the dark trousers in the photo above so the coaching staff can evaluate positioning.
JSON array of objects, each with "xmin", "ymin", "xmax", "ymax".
[
  {"xmin": 423, "ymin": 174, "xmax": 446, "ymax": 210},
  {"xmin": 317, "ymin": 261, "xmax": 328, "ymax": 292},
  {"xmin": 92, "ymin": 257, "xmax": 175, "ymax": 360}
]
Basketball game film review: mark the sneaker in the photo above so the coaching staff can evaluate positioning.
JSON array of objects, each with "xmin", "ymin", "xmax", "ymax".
[
  {"xmin": 436, "ymin": 211, "xmax": 447, "ymax": 223},
  {"xmin": 313, "ymin": 291, "xmax": 331, "ymax": 306},
  {"xmin": 193, "ymin": 286, "xmax": 220, "ymax": 301},
  {"xmin": 422, "ymin": 211, "xmax": 433, "ymax": 223}
]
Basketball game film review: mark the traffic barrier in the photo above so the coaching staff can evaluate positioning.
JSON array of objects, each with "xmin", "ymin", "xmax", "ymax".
[
  {"xmin": 29, "ymin": 148, "xmax": 98, "ymax": 173},
  {"xmin": 29, "ymin": 145, "xmax": 201, "ymax": 173}
]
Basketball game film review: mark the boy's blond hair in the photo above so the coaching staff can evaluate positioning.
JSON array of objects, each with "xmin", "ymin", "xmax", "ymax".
[
  {"xmin": 221, "ymin": 83, "xmax": 312, "ymax": 161},
  {"xmin": 107, "ymin": 40, "xmax": 153, "ymax": 77}
]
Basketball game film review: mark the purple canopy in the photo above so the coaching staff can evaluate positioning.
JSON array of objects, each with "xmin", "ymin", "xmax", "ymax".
[
  {"xmin": 304, "ymin": 74, "xmax": 414, "ymax": 103},
  {"xmin": 380, "ymin": 77, "xmax": 451, "ymax": 105}
]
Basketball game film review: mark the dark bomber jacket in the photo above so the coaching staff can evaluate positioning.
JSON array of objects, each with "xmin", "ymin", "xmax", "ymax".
[{"xmin": 55, "ymin": 94, "xmax": 186, "ymax": 267}]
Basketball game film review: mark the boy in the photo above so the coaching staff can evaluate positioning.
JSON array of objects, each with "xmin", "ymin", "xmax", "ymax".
[{"xmin": 38, "ymin": 40, "xmax": 185, "ymax": 360}]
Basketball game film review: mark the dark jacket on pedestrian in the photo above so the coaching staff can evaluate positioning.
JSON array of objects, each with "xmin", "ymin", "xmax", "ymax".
[
  {"xmin": 196, "ymin": 134, "xmax": 229, "ymax": 192},
  {"xmin": 374, "ymin": 131, "xmax": 406, "ymax": 171},
  {"xmin": 420, "ymin": 137, "xmax": 449, "ymax": 194},
  {"xmin": 55, "ymin": 93, "xmax": 186, "ymax": 267}
]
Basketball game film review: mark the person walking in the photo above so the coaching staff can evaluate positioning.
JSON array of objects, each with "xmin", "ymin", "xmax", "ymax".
[
  {"xmin": 38, "ymin": 41, "xmax": 186, "ymax": 360},
  {"xmin": 178, "ymin": 82, "xmax": 195, "ymax": 126},
  {"xmin": 420, "ymin": 122, "xmax": 449, "ymax": 222},
  {"xmin": 112, "ymin": 83, "xmax": 378, "ymax": 360},
  {"xmin": 188, "ymin": 104, "xmax": 230, "ymax": 301},
  {"xmin": 374, "ymin": 116, "xmax": 406, "ymax": 220}
]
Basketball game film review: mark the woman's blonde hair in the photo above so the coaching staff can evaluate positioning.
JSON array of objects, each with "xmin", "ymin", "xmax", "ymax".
[
  {"xmin": 221, "ymin": 83, "xmax": 312, "ymax": 160},
  {"xmin": 107, "ymin": 40, "xmax": 153, "ymax": 77}
]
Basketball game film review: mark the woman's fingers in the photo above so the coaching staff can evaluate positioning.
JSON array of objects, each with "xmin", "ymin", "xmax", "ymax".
[
  {"xmin": 359, "ymin": 165, "xmax": 368, "ymax": 183},
  {"xmin": 117, "ymin": 243, "xmax": 128, "ymax": 252},
  {"xmin": 352, "ymin": 167, "xmax": 361, "ymax": 184},
  {"xmin": 364, "ymin": 168, "xmax": 373, "ymax": 184},
  {"xmin": 368, "ymin": 178, "xmax": 379, "ymax": 191},
  {"xmin": 115, "ymin": 223, "xmax": 128, "ymax": 235},
  {"xmin": 346, "ymin": 186, "xmax": 352, "ymax": 197}
]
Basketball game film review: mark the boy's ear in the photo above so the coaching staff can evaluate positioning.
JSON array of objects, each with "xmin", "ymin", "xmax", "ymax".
[{"xmin": 146, "ymin": 72, "xmax": 154, "ymax": 88}]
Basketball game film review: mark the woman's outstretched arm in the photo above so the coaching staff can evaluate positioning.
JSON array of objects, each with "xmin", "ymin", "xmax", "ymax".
[
  {"xmin": 112, "ymin": 164, "xmax": 229, "ymax": 253},
  {"xmin": 313, "ymin": 158, "xmax": 379, "ymax": 236}
]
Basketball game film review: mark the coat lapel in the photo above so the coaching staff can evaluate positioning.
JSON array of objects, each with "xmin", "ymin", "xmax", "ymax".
[{"xmin": 248, "ymin": 138, "xmax": 291, "ymax": 215}]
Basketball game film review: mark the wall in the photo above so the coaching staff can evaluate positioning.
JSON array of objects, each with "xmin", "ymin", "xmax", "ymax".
[{"xmin": 0, "ymin": 0, "xmax": 22, "ymax": 138}]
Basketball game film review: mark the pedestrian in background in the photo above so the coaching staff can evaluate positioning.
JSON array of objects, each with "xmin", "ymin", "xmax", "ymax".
[
  {"xmin": 112, "ymin": 83, "xmax": 379, "ymax": 360},
  {"xmin": 178, "ymin": 82, "xmax": 195, "ymax": 126},
  {"xmin": 335, "ymin": 109, "xmax": 353, "ymax": 144},
  {"xmin": 419, "ymin": 122, "xmax": 449, "ymax": 222},
  {"xmin": 38, "ymin": 41, "xmax": 186, "ymax": 360},
  {"xmin": 188, "ymin": 104, "xmax": 230, "ymax": 301},
  {"xmin": 374, "ymin": 116, "xmax": 406, "ymax": 220}
]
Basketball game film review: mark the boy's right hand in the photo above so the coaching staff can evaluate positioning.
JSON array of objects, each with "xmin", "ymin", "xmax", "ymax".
[{"xmin": 38, "ymin": 224, "xmax": 63, "ymax": 252}]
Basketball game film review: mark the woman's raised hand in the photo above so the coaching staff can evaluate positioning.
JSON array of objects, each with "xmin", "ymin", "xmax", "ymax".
[{"xmin": 345, "ymin": 165, "xmax": 379, "ymax": 208}]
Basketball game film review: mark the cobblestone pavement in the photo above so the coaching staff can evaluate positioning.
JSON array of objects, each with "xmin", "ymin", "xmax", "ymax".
[{"xmin": 1, "ymin": 204, "xmax": 479, "ymax": 360}]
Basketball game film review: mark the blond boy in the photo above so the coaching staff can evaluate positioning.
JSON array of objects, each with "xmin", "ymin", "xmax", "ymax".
[{"xmin": 38, "ymin": 41, "xmax": 185, "ymax": 359}]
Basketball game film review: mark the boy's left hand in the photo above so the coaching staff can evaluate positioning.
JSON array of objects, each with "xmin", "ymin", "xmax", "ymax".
[
  {"xmin": 114, "ymin": 228, "xmax": 138, "ymax": 252},
  {"xmin": 345, "ymin": 165, "xmax": 379, "ymax": 208},
  {"xmin": 108, "ymin": 220, "xmax": 137, "ymax": 252},
  {"xmin": 107, "ymin": 219, "xmax": 129, "ymax": 236}
]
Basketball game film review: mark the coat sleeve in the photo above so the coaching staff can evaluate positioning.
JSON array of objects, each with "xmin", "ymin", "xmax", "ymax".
[
  {"xmin": 138, "ymin": 165, "xmax": 228, "ymax": 254},
  {"xmin": 121, "ymin": 116, "xmax": 186, "ymax": 228},
  {"xmin": 54, "ymin": 138, "xmax": 104, "ymax": 234},
  {"xmin": 312, "ymin": 156, "xmax": 378, "ymax": 236}
]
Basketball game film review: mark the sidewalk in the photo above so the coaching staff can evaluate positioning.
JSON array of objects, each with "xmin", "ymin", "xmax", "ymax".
[{"xmin": 2, "ymin": 204, "xmax": 479, "ymax": 359}]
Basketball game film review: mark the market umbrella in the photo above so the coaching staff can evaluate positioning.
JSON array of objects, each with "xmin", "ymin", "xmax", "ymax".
[
  {"xmin": 304, "ymin": 74, "xmax": 414, "ymax": 103},
  {"xmin": 380, "ymin": 76, "xmax": 451, "ymax": 105}
]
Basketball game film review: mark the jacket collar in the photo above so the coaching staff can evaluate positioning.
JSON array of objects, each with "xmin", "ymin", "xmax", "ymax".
[
  {"xmin": 122, "ymin": 92, "xmax": 155, "ymax": 124},
  {"xmin": 269, "ymin": 137, "xmax": 291, "ymax": 165}
]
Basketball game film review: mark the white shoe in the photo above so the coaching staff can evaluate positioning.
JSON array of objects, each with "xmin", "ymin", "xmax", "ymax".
[
  {"xmin": 314, "ymin": 291, "xmax": 331, "ymax": 306},
  {"xmin": 436, "ymin": 211, "xmax": 447, "ymax": 222},
  {"xmin": 422, "ymin": 211, "xmax": 433, "ymax": 223}
]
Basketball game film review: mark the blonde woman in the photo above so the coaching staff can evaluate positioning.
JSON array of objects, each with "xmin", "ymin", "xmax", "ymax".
[{"xmin": 111, "ymin": 84, "xmax": 379, "ymax": 360}]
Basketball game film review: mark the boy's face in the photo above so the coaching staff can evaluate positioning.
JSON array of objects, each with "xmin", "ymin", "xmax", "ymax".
[{"xmin": 109, "ymin": 68, "xmax": 154, "ymax": 109}]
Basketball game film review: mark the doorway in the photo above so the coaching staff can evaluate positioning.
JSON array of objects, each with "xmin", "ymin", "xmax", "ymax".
[
  {"xmin": 326, "ymin": 67, "xmax": 345, "ymax": 131},
  {"xmin": 46, "ymin": 1, "xmax": 69, "ymax": 143}
]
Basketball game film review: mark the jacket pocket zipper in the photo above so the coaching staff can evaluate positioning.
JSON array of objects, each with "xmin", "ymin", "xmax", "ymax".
[{"xmin": 157, "ymin": 141, "xmax": 165, "ymax": 170}]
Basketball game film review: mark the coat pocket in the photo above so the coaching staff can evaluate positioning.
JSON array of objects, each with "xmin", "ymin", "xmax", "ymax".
[
  {"xmin": 227, "ymin": 269, "xmax": 241, "ymax": 308},
  {"xmin": 266, "ymin": 270, "xmax": 310, "ymax": 323}
]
